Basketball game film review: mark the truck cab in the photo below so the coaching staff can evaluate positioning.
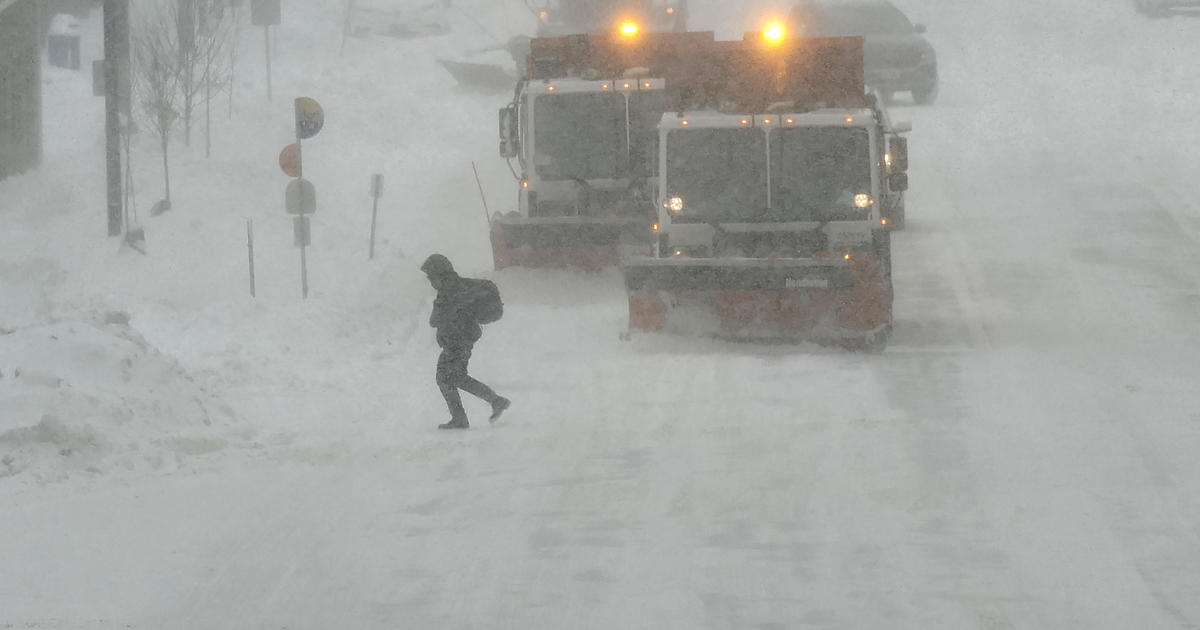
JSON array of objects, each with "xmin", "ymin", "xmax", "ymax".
[
  {"xmin": 652, "ymin": 105, "xmax": 902, "ymax": 261},
  {"xmin": 624, "ymin": 99, "xmax": 906, "ymax": 347},
  {"xmin": 617, "ymin": 32, "xmax": 908, "ymax": 348},
  {"xmin": 494, "ymin": 75, "xmax": 665, "ymax": 269}
]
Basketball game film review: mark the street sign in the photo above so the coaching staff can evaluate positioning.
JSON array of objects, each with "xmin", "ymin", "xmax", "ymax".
[
  {"xmin": 285, "ymin": 178, "xmax": 316, "ymax": 215},
  {"xmin": 370, "ymin": 173, "xmax": 384, "ymax": 198},
  {"xmin": 279, "ymin": 143, "xmax": 300, "ymax": 177},
  {"xmin": 295, "ymin": 97, "xmax": 324, "ymax": 139}
]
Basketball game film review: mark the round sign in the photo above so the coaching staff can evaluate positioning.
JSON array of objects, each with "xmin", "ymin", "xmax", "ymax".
[
  {"xmin": 295, "ymin": 97, "xmax": 324, "ymax": 140},
  {"xmin": 279, "ymin": 143, "xmax": 300, "ymax": 177}
]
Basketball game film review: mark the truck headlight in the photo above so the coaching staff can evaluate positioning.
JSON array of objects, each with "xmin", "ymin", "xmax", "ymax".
[
  {"xmin": 665, "ymin": 196, "xmax": 685, "ymax": 214},
  {"xmin": 853, "ymin": 193, "xmax": 874, "ymax": 210},
  {"xmin": 672, "ymin": 246, "xmax": 709, "ymax": 258}
]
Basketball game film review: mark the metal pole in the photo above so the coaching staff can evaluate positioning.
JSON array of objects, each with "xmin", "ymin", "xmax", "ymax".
[
  {"xmin": 247, "ymin": 219, "xmax": 256, "ymax": 297},
  {"xmin": 228, "ymin": 23, "xmax": 235, "ymax": 119},
  {"xmin": 264, "ymin": 26, "xmax": 272, "ymax": 101},
  {"xmin": 369, "ymin": 194, "xmax": 379, "ymax": 260},
  {"xmin": 293, "ymin": 102, "xmax": 303, "ymax": 180},
  {"xmin": 103, "ymin": 56, "xmax": 120, "ymax": 232},
  {"xmin": 102, "ymin": 0, "xmax": 129, "ymax": 237},
  {"xmin": 301, "ymin": 238, "xmax": 309, "ymax": 299},
  {"xmin": 205, "ymin": 68, "xmax": 212, "ymax": 158},
  {"xmin": 294, "ymin": 98, "xmax": 307, "ymax": 298},
  {"xmin": 471, "ymin": 161, "xmax": 490, "ymax": 225},
  {"xmin": 340, "ymin": 0, "xmax": 353, "ymax": 55}
]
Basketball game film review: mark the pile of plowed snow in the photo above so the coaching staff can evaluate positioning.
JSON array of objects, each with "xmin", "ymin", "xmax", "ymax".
[{"xmin": 0, "ymin": 314, "xmax": 243, "ymax": 482}]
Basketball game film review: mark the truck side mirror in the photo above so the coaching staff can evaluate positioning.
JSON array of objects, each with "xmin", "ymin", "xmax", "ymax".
[
  {"xmin": 888, "ymin": 172, "xmax": 909, "ymax": 192},
  {"xmin": 499, "ymin": 104, "xmax": 518, "ymax": 159},
  {"xmin": 888, "ymin": 135, "xmax": 908, "ymax": 172}
]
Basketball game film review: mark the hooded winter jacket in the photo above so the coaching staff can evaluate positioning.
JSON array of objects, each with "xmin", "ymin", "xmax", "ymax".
[{"xmin": 423, "ymin": 254, "xmax": 484, "ymax": 347}]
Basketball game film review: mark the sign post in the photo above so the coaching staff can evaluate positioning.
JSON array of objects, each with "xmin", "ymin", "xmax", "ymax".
[
  {"xmin": 102, "ymin": 0, "xmax": 131, "ymax": 237},
  {"xmin": 279, "ymin": 96, "xmax": 324, "ymax": 299},
  {"xmin": 368, "ymin": 173, "xmax": 383, "ymax": 260},
  {"xmin": 247, "ymin": 219, "xmax": 256, "ymax": 297},
  {"xmin": 250, "ymin": 0, "xmax": 280, "ymax": 100}
]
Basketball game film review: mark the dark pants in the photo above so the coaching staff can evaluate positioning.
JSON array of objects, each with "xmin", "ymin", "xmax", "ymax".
[{"xmin": 436, "ymin": 343, "xmax": 498, "ymax": 422}]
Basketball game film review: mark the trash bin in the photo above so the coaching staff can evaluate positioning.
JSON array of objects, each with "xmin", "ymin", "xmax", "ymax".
[{"xmin": 47, "ymin": 14, "xmax": 81, "ymax": 70}]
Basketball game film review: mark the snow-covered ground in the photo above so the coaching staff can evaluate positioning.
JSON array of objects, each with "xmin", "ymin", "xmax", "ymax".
[{"xmin": 3, "ymin": 0, "xmax": 1200, "ymax": 627}]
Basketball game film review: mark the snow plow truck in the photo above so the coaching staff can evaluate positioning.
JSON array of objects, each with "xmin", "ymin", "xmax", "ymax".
[
  {"xmin": 610, "ymin": 26, "xmax": 911, "ymax": 348},
  {"xmin": 491, "ymin": 17, "xmax": 689, "ymax": 270}
]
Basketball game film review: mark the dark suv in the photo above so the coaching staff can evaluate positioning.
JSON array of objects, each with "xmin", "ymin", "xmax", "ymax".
[{"xmin": 789, "ymin": 0, "xmax": 938, "ymax": 104}]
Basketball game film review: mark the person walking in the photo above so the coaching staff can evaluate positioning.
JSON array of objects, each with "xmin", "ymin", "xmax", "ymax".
[{"xmin": 421, "ymin": 254, "xmax": 511, "ymax": 429}]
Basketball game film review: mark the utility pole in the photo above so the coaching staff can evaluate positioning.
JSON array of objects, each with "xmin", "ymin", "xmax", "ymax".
[{"xmin": 102, "ymin": 0, "xmax": 130, "ymax": 237}]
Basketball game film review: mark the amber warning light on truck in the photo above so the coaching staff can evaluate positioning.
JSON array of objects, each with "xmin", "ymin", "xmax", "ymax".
[{"xmin": 762, "ymin": 21, "xmax": 785, "ymax": 45}]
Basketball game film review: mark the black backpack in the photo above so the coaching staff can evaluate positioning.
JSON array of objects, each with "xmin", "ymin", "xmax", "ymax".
[{"xmin": 465, "ymin": 278, "xmax": 503, "ymax": 324}]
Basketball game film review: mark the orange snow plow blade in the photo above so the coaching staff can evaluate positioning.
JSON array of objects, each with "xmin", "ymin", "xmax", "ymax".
[
  {"xmin": 623, "ymin": 253, "xmax": 892, "ymax": 348},
  {"xmin": 491, "ymin": 215, "xmax": 652, "ymax": 271}
]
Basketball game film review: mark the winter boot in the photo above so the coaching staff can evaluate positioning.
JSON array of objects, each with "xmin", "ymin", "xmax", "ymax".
[
  {"xmin": 489, "ymin": 397, "xmax": 511, "ymax": 423},
  {"xmin": 438, "ymin": 418, "xmax": 469, "ymax": 430}
]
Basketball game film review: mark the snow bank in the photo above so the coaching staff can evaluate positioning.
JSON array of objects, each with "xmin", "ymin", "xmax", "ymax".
[{"xmin": 0, "ymin": 316, "xmax": 242, "ymax": 481}]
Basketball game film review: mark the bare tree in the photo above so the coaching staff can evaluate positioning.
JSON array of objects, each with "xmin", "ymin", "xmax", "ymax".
[
  {"xmin": 227, "ymin": 0, "xmax": 243, "ymax": 121},
  {"xmin": 175, "ymin": 0, "xmax": 234, "ymax": 149},
  {"xmin": 130, "ymin": 0, "xmax": 236, "ymax": 211},
  {"xmin": 132, "ymin": 1, "xmax": 181, "ymax": 210}
]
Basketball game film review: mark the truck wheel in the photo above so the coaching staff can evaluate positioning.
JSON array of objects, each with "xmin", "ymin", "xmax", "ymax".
[{"xmin": 911, "ymin": 84, "xmax": 938, "ymax": 105}]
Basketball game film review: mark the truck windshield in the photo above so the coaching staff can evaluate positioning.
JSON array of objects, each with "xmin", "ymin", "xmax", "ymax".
[
  {"xmin": 666, "ymin": 128, "xmax": 768, "ymax": 220},
  {"xmin": 769, "ymin": 126, "xmax": 871, "ymax": 219},
  {"xmin": 534, "ymin": 92, "xmax": 627, "ymax": 181},
  {"xmin": 533, "ymin": 90, "xmax": 664, "ymax": 182}
]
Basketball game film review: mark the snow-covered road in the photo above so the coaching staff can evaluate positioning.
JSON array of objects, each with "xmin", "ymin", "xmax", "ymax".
[{"xmin": 3, "ymin": 0, "xmax": 1200, "ymax": 627}]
